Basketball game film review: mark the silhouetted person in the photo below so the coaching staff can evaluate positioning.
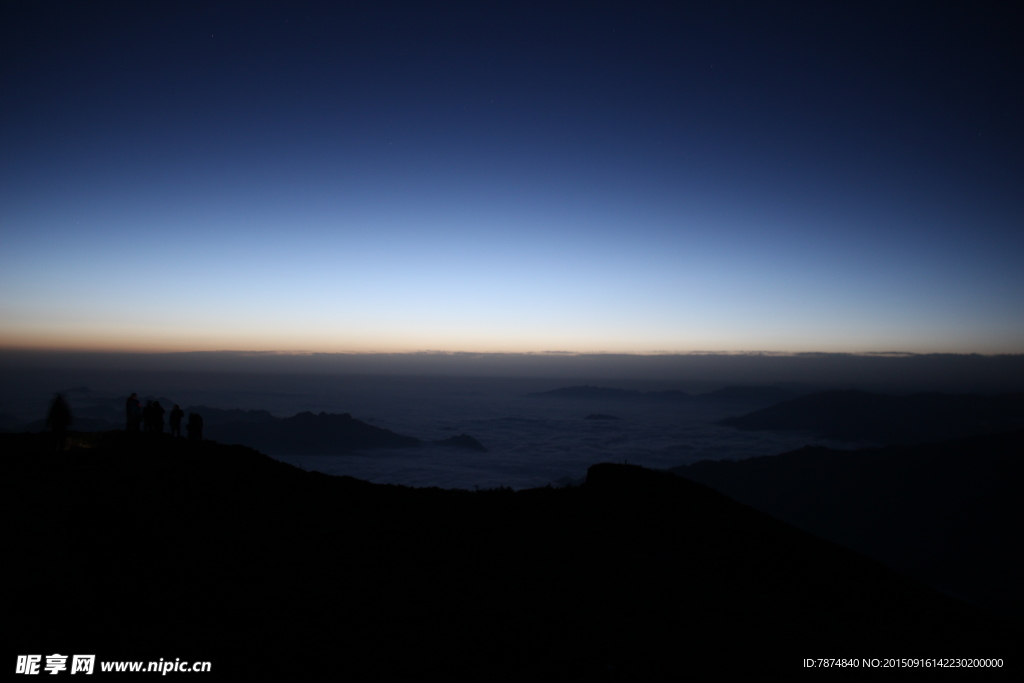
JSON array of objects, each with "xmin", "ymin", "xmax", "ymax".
[
  {"xmin": 47, "ymin": 393, "xmax": 73, "ymax": 452},
  {"xmin": 169, "ymin": 404, "xmax": 184, "ymax": 437},
  {"xmin": 152, "ymin": 401, "xmax": 165, "ymax": 434},
  {"xmin": 187, "ymin": 413, "xmax": 204, "ymax": 442},
  {"xmin": 126, "ymin": 393, "xmax": 142, "ymax": 432}
]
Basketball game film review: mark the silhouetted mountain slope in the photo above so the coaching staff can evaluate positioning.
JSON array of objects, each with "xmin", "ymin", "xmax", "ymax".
[
  {"xmin": 676, "ymin": 430, "xmax": 1024, "ymax": 615},
  {"xmin": 722, "ymin": 390, "xmax": 1024, "ymax": 444},
  {"xmin": 4, "ymin": 432, "xmax": 1015, "ymax": 679},
  {"xmin": 194, "ymin": 408, "xmax": 486, "ymax": 454},
  {"xmin": 4, "ymin": 400, "xmax": 488, "ymax": 455}
]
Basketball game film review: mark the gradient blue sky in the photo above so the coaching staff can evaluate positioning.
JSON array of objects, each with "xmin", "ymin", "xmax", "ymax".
[{"xmin": 2, "ymin": 1, "xmax": 1022, "ymax": 354}]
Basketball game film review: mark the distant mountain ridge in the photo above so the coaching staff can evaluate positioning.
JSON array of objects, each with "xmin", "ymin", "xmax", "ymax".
[
  {"xmin": 721, "ymin": 390, "xmax": 1024, "ymax": 444},
  {"xmin": 199, "ymin": 408, "xmax": 487, "ymax": 454},
  {"xmin": 529, "ymin": 384, "xmax": 796, "ymax": 408}
]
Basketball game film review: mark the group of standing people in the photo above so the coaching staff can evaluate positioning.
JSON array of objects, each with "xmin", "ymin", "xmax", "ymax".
[{"xmin": 125, "ymin": 393, "xmax": 203, "ymax": 441}]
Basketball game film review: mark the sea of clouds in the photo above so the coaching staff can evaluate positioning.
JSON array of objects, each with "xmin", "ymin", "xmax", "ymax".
[
  {"xmin": 1, "ymin": 371, "xmax": 867, "ymax": 490},
  {"xmin": 253, "ymin": 375, "xmax": 862, "ymax": 489}
]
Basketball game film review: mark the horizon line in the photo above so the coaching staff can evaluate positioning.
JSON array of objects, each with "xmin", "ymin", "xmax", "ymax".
[{"xmin": 2, "ymin": 347, "xmax": 1022, "ymax": 359}]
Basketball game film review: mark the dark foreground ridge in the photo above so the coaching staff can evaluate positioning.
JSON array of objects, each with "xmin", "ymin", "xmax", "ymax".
[
  {"xmin": 4, "ymin": 432, "xmax": 1016, "ymax": 679},
  {"xmin": 677, "ymin": 429, "xmax": 1024, "ymax": 615}
]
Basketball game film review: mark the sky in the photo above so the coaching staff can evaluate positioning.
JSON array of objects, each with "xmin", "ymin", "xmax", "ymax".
[{"xmin": 2, "ymin": 1, "xmax": 1022, "ymax": 355}]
